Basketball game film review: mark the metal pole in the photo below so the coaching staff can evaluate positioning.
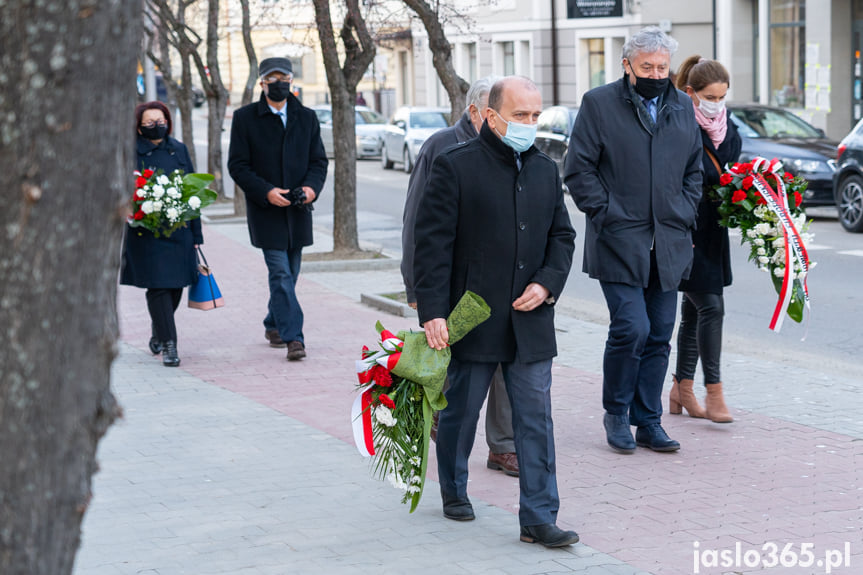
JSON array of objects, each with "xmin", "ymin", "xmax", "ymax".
[{"xmin": 550, "ymin": 0, "xmax": 559, "ymax": 105}]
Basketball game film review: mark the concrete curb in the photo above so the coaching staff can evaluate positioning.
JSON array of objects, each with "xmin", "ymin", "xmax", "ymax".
[
  {"xmin": 302, "ymin": 258, "xmax": 401, "ymax": 272},
  {"xmin": 360, "ymin": 293, "xmax": 416, "ymax": 318}
]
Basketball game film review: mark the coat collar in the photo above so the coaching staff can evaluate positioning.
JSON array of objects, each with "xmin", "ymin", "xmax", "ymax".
[
  {"xmin": 137, "ymin": 134, "xmax": 173, "ymax": 155},
  {"xmin": 256, "ymin": 91, "xmax": 302, "ymax": 120},
  {"xmin": 454, "ymin": 111, "xmax": 477, "ymax": 142},
  {"xmin": 478, "ymin": 121, "xmax": 537, "ymax": 166}
]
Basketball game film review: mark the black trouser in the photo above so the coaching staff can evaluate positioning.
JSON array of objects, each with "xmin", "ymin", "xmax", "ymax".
[
  {"xmin": 675, "ymin": 292, "xmax": 724, "ymax": 384},
  {"xmin": 146, "ymin": 288, "xmax": 183, "ymax": 343}
]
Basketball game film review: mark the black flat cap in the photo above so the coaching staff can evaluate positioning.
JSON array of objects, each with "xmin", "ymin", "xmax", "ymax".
[{"xmin": 259, "ymin": 57, "xmax": 293, "ymax": 78}]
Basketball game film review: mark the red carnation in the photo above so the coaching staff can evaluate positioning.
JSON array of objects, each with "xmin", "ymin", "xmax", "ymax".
[
  {"xmin": 136, "ymin": 176, "xmax": 147, "ymax": 189},
  {"xmin": 719, "ymin": 173, "xmax": 733, "ymax": 186},
  {"xmin": 794, "ymin": 191, "xmax": 803, "ymax": 207},
  {"xmin": 783, "ymin": 171, "xmax": 793, "ymax": 181},
  {"xmin": 142, "ymin": 169, "xmax": 154, "ymax": 178},
  {"xmin": 379, "ymin": 394, "xmax": 396, "ymax": 409},
  {"xmin": 370, "ymin": 364, "xmax": 392, "ymax": 388},
  {"xmin": 133, "ymin": 209, "xmax": 145, "ymax": 220},
  {"xmin": 732, "ymin": 190, "xmax": 748, "ymax": 203},
  {"xmin": 756, "ymin": 195, "xmax": 767, "ymax": 205},
  {"xmin": 742, "ymin": 175, "xmax": 754, "ymax": 190}
]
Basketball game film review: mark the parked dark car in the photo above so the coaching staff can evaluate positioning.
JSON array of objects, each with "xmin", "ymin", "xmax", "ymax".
[
  {"xmin": 832, "ymin": 118, "xmax": 863, "ymax": 232},
  {"xmin": 533, "ymin": 105, "xmax": 578, "ymax": 176},
  {"xmin": 728, "ymin": 103, "xmax": 838, "ymax": 206}
]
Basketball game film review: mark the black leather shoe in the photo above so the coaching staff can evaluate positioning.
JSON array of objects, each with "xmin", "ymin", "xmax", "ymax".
[
  {"xmin": 635, "ymin": 423, "xmax": 680, "ymax": 452},
  {"xmin": 265, "ymin": 329, "xmax": 287, "ymax": 348},
  {"xmin": 148, "ymin": 336, "xmax": 163, "ymax": 355},
  {"xmin": 162, "ymin": 340, "xmax": 181, "ymax": 367},
  {"xmin": 442, "ymin": 493, "xmax": 475, "ymax": 521},
  {"xmin": 520, "ymin": 523, "xmax": 580, "ymax": 548},
  {"xmin": 603, "ymin": 413, "xmax": 635, "ymax": 454}
]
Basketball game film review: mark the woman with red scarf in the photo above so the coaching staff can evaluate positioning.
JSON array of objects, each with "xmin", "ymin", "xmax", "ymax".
[{"xmin": 670, "ymin": 56, "xmax": 741, "ymax": 423}]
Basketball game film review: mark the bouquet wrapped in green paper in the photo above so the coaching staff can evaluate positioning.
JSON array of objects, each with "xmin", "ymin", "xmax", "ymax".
[{"xmin": 351, "ymin": 291, "xmax": 490, "ymax": 512}]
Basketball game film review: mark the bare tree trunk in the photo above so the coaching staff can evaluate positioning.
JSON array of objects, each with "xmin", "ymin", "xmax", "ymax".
[
  {"xmin": 239, "ymin": 0, "xmax": 258, "ymax": 108},
  {"xmin": 402, "ymin": 0, "xmax": 469, "ymax": 123},
  {"xmin": 313, "ymin": 0, "xmax": 376, "ymax": 253},
  {"xmin": 0, "ymin": 1, "xmax": 136, "ymax": 573},
  {"xmin": 202, "ymin": 0, "xmax": 229, "ymax": 197}
]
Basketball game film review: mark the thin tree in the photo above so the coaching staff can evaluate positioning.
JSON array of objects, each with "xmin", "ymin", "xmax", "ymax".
[
  {"xmin": 313, "ymin": 0, "xmax": 376, "ymax": 253},
  {"xmin": 401, "ymin": 0, "xmax": 469, "ymax": 122},
  {"xmin": 0, "ymin": 0, "xmax": 138, "ymax": 573},
  {"xmin": 148, "ymin": 0, "xmax": 230, "ymax": 197}
]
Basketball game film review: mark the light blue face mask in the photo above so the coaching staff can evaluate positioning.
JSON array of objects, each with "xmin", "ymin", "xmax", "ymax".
[{"xmin": 492, "ymin": 110, "xmax": 537, "ymax": 153}]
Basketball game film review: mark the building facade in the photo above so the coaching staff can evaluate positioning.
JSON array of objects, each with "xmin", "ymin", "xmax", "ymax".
[{"xmin": 409, "ymin": 0, "xmax": 863, "ymax": 139}]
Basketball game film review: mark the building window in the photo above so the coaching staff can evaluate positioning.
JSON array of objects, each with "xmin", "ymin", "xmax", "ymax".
[
  {"xmin": 502, "ymin": 41, "xmax": 515, "ymax": 75},
  {"xmin": 467, "ymin": 42, "xmax": 477, "ymax": 83},
  {"xmin": 770, "ymin": 0, "xmax": 805, "ymax": 108},
  {"xmin": 588, "ymin": 38, "xmax": 605, "ymax": 89}
]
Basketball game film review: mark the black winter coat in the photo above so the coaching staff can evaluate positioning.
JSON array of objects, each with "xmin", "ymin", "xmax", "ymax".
[
  {"xmin": 679, "ymin": 112, "xmax": 742, "ymax": 294},
  {"xmin": 414, "ymin": 124, "xmax": 576, "ymax": 364},
  {"xmin": 401, "ymin": 111, "xmax": 477, "ymax": 303},
  {"xmin": 564, "ymin": 77, "xmax": 703, "ymax": 292},
  {"xmin": 227, "ymin": 93, "xmax": 328, "ymax": 250},
  {"xmin": 120, "ymin": 136, "xmax": 203, "ymax": 289}
]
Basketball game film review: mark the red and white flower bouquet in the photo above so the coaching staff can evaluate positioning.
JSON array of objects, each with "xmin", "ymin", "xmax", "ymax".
[
  {"xmin": 712, "ymin": 157, "xmax": 813, "ymax": 330},
  {"xmin": 352, "ymin": 291, "xmax": 490, "ymax": 512},
  {"xmin": 130, "ymin": 168, "xmax": 216, "ymax": 237}
]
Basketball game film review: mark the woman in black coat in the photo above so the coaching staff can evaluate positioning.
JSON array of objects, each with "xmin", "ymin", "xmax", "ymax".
[
  {"xmin": 670, "ymin": 57, "xmax": 741, "ymax": 422},
  {"xmin": 120, "ymin": 101, "xmax": 203, "ymax": 367}
]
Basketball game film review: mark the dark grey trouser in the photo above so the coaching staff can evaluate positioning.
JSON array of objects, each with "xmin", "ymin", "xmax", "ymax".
[{"xmin": 486, "ymin": 366, "xmax": 516, "ymax": 453}]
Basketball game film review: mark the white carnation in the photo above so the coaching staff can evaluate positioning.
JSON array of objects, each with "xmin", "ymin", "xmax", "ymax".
[
  {"xmin": 135, "ymin": 189, "xmax": 147, "ymax": 199},
  {"xmin": 166, "ymin": 207, "xmax": 180, "ymax": 221},
  {"xmin": 774, "ymin": 267, "xmax": 785, "ymax": 278},
  {"xmin": 758, "ymin": 256, "xmax": 769, "ymax": 264},
  {"xmin": 188, "ymin": 196, "xmax": 202, "ymax": 209},
  {"xmin": 167, "ymin": 187, "xmax": 181, "ymax": 199},
  {"xmin": 746, "ymin": 229, "xmax": 758, "ymax": 238},
  {"xmin": 141, "ymin": 200, "xmax": 154, "ymax": 214},
  {"xmin": 754, "ymin": 238, "xmax": 765, "ymax": 246},
  {"xmin": 152, "ymin": 185, "xmax": 165, "ymax": 199},
  {"xmin": 157, "ymin": 174, "xmax": 170, "ymax": 185},
  {"xmin": 374, "ymin": 405, "xmax": 397, "ymax": 427},
  {"xmin": 755, "ymin": 223, "xmax": 772, "ymax": 236},
  {"xmin": 152, "ymin": 200, "xmax": 163, "ymax": 211},
  {"xmin": 757, "ymin": 247, "xmax": 766, "ymax": 256}
]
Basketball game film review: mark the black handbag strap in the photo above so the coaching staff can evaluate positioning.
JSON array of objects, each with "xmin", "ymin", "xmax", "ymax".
[{"xmin": 196, "ymin": 246, "xmax": 210, "ymax": 269}]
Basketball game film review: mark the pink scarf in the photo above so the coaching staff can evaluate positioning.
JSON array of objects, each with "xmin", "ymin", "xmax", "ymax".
[{"xmin": 693, "ymin": 103, "xmax": 727, "ymax": 150}]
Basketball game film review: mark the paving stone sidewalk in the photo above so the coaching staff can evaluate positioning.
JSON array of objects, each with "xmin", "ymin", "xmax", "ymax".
[{"xmin": 75, "ymin": 221, "xmax": 862, "ymax": 575}]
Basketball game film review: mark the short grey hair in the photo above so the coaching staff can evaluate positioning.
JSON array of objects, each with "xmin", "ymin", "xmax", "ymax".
[
  {"xmin": 622, "ymin": 26, "xmax": 678, "ymax": 62},
  {"xmin": 465, "ymin": 75, "xmax": 501, "ymax": 111}
]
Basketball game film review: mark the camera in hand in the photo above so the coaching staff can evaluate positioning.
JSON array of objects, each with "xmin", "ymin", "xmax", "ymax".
[{"xmin": 281, "ymin": 188, "xmax": 313, "ymax": 211}]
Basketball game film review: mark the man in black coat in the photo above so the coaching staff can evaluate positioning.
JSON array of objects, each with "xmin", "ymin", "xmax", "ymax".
[
  {"xmin": 564, "ymin": 27, "xmax": 703, "ymax": 454},
  {"xmin": 228, "ymin": 57, "xmax": 328, "ymax": 361},
  {"xmin": 414, "ymin": 76, "xmax": 578, "ymax": 548},
  {"xmin": 401, "ymin": 75, "xmax": 520, "ymax": 478}
]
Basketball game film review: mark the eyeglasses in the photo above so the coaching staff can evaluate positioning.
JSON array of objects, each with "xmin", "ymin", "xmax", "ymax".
[
  {"xmin": 262, "ymin": 75, "xmax": 292, "ymax": 84},
  {"xmin": 141, "ymin": 120, "xmax": 167, "ymax": 128}
]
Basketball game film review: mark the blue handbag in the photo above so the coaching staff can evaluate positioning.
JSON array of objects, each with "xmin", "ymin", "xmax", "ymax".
[{"xmin": 188, "ymin": 247, "xmax": 224, "ymax": 310}]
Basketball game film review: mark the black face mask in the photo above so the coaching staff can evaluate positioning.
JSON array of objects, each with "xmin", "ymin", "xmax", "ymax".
[
  {"xmin": 140, "ymin": 124, "xmax": 168, "ymax": 141},
  {"xmin": 266, "ymin": 81, "xmax": 291, "ymax": 103},
  {"xmin": 627, "ymin": 67, "xmax": 669, "ymax": 100}
]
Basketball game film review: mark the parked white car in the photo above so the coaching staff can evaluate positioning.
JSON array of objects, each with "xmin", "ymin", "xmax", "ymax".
[
  {"xmin": 380, "ymin": 106, "xmax": 450, "ymax": 173},
  {"xmin": 312, "ymin": 105, "xmax": 388, "ymax": 159}
]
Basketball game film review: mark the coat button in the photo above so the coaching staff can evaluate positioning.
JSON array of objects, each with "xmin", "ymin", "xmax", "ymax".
[
  {"xmin": 517, "ymin": 261, "xmax": 525, "ymax": 270},
  {"xmin": 517, "ymin": 184, "xmax": 523, "ymax": 192},
  {"xmin": 519, "ymin": 222, "xmax": 526, "ymax": 230}
]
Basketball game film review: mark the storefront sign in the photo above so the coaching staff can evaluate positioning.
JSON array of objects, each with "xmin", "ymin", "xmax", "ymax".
[{"xmin": 567, "ymin": 0, "xmax": 623, "ymax": 18}]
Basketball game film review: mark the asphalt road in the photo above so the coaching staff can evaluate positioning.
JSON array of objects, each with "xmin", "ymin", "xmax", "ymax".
[{"xmin": 313, "ymin": 159, "xmax": 863, "ymax": 377}]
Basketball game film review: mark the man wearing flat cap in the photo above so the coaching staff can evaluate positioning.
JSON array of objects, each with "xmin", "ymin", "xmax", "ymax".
[{"xmin": 228, "ymin": 57, "xmax": 328, "ymax": 361}]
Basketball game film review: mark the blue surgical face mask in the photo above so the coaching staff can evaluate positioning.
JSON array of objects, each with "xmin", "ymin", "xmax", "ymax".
[{"xmin": 492, "ymin": 110, "xmax": 537, "ymax": 153}]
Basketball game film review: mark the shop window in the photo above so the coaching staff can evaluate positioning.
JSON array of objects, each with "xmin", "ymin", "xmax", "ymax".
[{"xmin": 770, "ymin": 0, "xmax": 805, "ymax": 108}]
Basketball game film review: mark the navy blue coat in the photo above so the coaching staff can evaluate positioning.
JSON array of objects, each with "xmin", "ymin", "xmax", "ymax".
[
  {"xmin": 120, "ymin": 135, "xmax": 203, "ymax": 289},
  {"xmin": 414, "ymin": 124, "xmax": 576, "ymax": 364},
  {"xmin": 564, "ymin": 77, "xmax": 703, "ymax": 292},
  {"xmin": 679, "ymin": 112, "xmax": 742, "ymax": 294},
  {"xmin": 227, "ymin": 93, "xmax": 328, "ymax": 250}
]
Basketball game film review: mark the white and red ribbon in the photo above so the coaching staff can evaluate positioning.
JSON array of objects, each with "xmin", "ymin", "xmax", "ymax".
[
  {"xmin": 748, "ymin": 157, "xmax": 811, "ymax": 334},
  {"xmin": 351, "ymin": 332, "xmax": 405, "ymax": 457}
]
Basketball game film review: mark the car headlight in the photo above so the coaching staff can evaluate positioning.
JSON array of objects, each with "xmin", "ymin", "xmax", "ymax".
[{"xmin": 784, "ymin": 158, "xmax": 832, "ymax": 174}]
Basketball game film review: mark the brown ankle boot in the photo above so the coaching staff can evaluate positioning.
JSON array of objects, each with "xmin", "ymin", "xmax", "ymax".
[
  {"xmin": 705, "ymin": 382, "xmax": 733, "ymax": 423},
  {"xmin": 669, "ymin": 376, "xmax": 706, "ymax": 418}
]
